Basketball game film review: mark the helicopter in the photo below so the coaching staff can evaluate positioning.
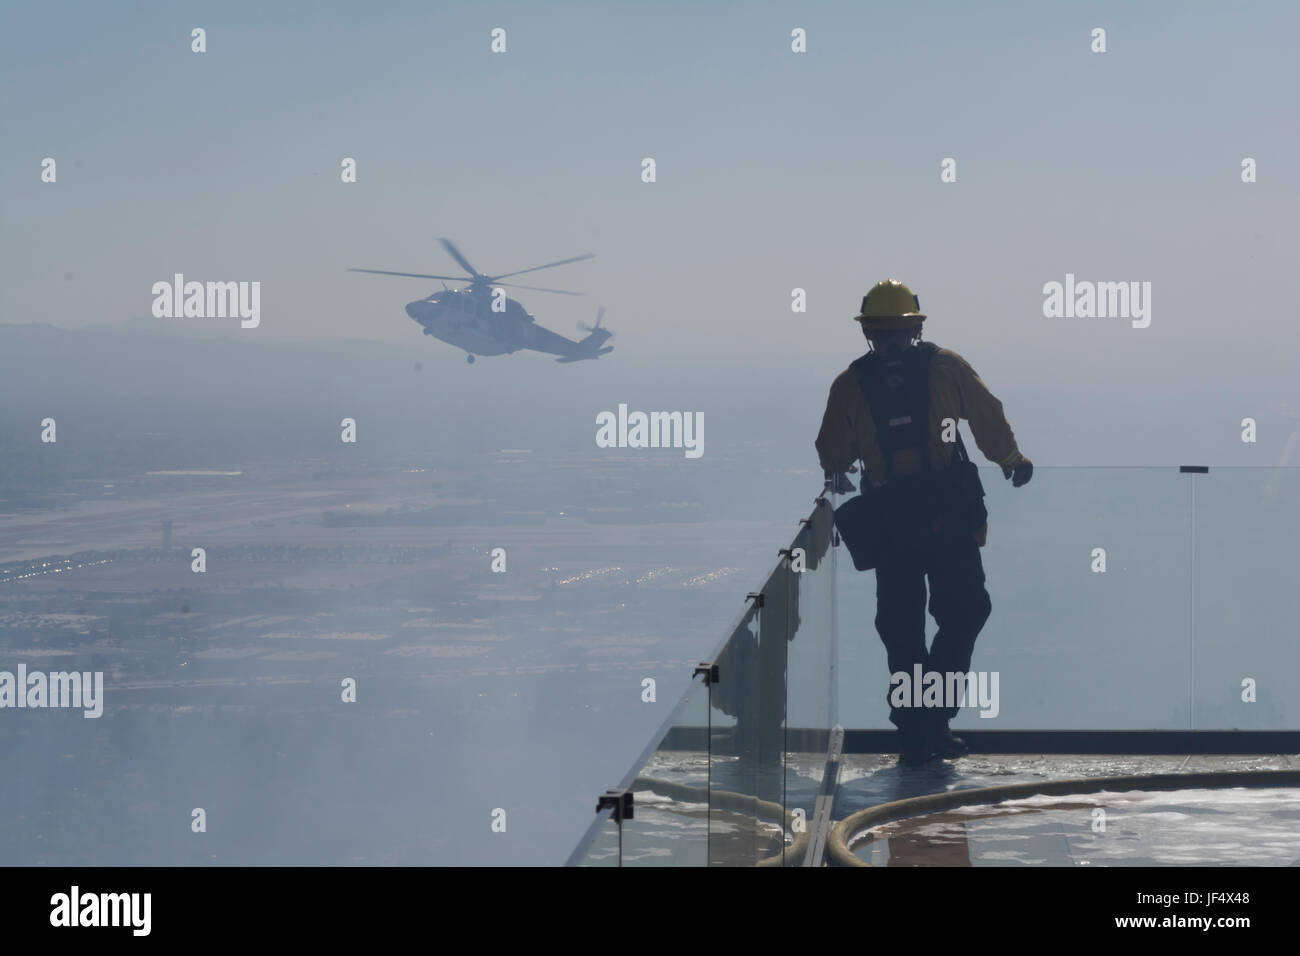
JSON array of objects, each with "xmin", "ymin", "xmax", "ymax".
[{"xmin": 350, "ymin": 238, "xmax": 614, "ymax": 364}]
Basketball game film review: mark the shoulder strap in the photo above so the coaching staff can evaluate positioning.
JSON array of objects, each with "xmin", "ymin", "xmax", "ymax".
[{"xmin": 953, "ymin": 425, "xmax": 970, "ymax": 463}]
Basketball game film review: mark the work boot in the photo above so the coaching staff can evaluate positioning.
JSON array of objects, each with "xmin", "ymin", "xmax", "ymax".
[
  {"xmin": 896, "ymin": 718, "xmax": 930, "ymax": 767},
  {"xmin": 930, "ymin": 719, "xmax": 969, "ymax": 760}
]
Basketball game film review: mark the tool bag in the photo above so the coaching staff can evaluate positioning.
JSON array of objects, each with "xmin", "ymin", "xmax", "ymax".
[
  {"xmin": 833, "ymin": 478, "xmax": 886, "ymax": 571},
  {"xmin": 833, "ymin": 343, "xmax": 986, "ymax": 569},
  {"xmin": 878, "ymin": 429, "xmax": 987, "ymax": 553}
]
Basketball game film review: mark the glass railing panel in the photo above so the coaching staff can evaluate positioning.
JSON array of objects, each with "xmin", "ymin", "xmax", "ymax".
[
  {"xmin": 572, "ymin": 806, "xmax": 621, "ymax": 866},
  {"xmin": 837, "ymin": 467, "xmax": 1193, "ymax": 730},
  {"xmin": 566, "ymin": 670, "xmax": 711, "ymax": 866},
  {"xmin": 1191, "ymin": 467, "xmax": 1300, "ymax": 729},
  {"xmin": 708, "ymin": 590, "xmax": 787, "ymax": 865},
  {"xmin": 622, "ymin": 671, "xmax": 710, "ymax": 865},
  {"xmin": 782, "ymin": 494, "xmax": 837, "ymax": 864}
]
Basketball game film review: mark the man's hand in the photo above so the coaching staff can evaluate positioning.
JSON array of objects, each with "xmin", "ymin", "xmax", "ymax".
[{"xmin": 1001, "ymin": 458, "xmax": 1033, "ymax": 487}]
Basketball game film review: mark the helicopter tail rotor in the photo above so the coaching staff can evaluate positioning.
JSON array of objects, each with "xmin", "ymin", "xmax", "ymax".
[
  {"xmin": 573, "ymin": 306, "xmax": 614, "ymax": 359},
  {"xmin": 578, "ymin": 306, "xmax": 611, "ymax": 336}
]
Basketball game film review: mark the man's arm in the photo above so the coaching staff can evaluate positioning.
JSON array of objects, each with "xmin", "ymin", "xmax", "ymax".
[
  {"xmin": 942, "ymin": 351, "xmax": 1031, "ymax": 483},
  {"xmin": 816, "ymin": 375, "xmax": 859, "ymax": 487}
]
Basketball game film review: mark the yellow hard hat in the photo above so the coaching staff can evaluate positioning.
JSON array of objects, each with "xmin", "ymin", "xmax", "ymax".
[{"xmin": 853, "ymin": 279, "xmax": 927, "ymax": 329}]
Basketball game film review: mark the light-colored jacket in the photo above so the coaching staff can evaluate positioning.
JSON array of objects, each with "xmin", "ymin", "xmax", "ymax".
[{"xmin": 815, "ymin": 345, "xmax": 1025, "ymax": 545}]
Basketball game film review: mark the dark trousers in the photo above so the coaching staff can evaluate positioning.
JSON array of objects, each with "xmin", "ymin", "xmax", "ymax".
[{"xmin": 874, "ymin": 530, "xmax": 992, "ymax": 730}]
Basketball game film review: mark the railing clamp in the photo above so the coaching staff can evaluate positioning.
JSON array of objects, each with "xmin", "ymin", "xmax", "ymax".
[
  {"xmin": 597, "ymin": 788, "xmax": 634, "ymax": 822},
  {"xmin": 694, "ymin": 662, "xmax": 719, "ymax": 685}
]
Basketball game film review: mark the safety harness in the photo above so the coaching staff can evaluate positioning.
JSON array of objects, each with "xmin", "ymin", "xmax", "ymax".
[{"xmin": 851, "ymin": 341, "xmax": 966, "ymax": 483}]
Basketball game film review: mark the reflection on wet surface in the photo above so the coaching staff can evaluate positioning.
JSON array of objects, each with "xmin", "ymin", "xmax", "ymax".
[
  {"xmin": 835, "ymin": 752, "xmax": 1297, "ymax": 819},
  {"xmin": 855, "ymin": 787, "xmax": 1300, "ymax": 866},
  {"xmin": 609, "ymin": 753, "xmax": 1299, "ymax": 865}
]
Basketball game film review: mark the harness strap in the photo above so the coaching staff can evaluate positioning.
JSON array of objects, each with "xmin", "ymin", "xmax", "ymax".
[{"xmin": 852, "ymin": 342, "xmax": 940, "ymax": 483}]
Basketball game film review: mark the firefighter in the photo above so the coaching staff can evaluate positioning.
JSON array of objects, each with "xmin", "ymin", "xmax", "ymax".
[{"xmin": 816, "ymin": 280, "xmax": 1032, "ymax": 766}]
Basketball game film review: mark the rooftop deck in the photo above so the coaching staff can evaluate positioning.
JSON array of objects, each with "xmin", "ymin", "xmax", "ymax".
[{"xmin": 569, "ymin": 467, "xmax": 1300, "ymax": 866}]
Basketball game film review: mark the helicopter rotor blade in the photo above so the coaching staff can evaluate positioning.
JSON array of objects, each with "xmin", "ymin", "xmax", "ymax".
[
  {"xmin": 349, "ymin": 268, "xmax": 471, "ymax": 281},
  {"xmin": 490, "ymin": 253, "xmax": 595, "ymax": 282},
  {"xmin": 494, "ymin": 281, "xmax": 585, "ymax": 296},
  {"xmin": 438, "ymin": 239, "xmax": 481, "ymax": 278}
]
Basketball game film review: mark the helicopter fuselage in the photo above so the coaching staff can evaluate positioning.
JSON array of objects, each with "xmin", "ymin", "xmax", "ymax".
[{"xmin": 405, "ymin": 288, "xmax": 529, "ymax": 356}]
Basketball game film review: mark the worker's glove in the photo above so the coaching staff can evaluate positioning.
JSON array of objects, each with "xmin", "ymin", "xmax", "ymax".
[{"xmin": 1001, "ymin": 458, "xmax": 1033, "ymax": 487}]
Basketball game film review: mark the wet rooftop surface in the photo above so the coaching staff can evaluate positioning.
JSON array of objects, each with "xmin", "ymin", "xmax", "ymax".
[
  {"xmin": 594, "ymin": 752, "xmax": 1300, "ymax": 865},
  {"xmin": 836, "ymin": 754, "xmax": 1300, "ymax": 866}
]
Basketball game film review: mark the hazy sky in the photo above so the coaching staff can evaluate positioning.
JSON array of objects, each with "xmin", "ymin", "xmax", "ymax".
[{"xmin": 3, "ymin": 1, "xmax": 1299, "ymax": 463}]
